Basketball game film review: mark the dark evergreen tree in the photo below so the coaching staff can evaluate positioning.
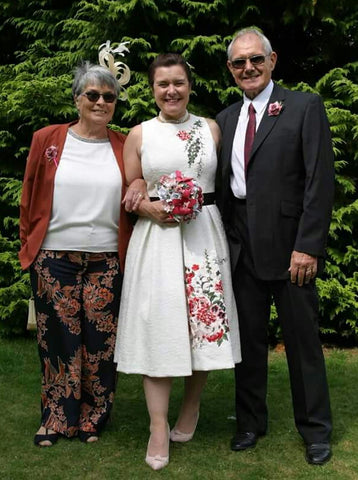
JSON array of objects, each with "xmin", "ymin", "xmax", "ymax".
[{"xmin": 0, "ymin": 0, "xmax": 357, "ymax": 340}]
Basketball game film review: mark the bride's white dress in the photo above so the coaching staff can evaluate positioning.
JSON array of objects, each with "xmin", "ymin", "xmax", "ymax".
[{"xmin": 114, "ymin": 114, "xmax": 241, "ymax": 376}]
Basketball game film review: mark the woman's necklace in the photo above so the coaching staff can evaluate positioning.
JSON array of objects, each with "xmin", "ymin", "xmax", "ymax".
[
  {"xmin": 70, "ymin": 123, "xmax": 108, "ymax": 140},
  {"xmin": 157, "ymin": 110, "xmax": 190, "ymax": 124},
  {"xmin": 69, "ymin": 128, "xmax": 109, "ymax": 143}
]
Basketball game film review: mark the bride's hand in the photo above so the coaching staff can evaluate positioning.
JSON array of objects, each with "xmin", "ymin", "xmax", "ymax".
[{"xmin": 138, "ymin": 200, "xmax": 177, "ymax": 224}]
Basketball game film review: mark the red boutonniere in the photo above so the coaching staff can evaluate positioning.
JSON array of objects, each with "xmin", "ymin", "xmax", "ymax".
[
  {"xmin": 268, "ymin": 101, "xmax": 283, "ymax": 116},
  {"xmin": 45, "ymin": 145, "xmax": 58, "ymax": 167}
]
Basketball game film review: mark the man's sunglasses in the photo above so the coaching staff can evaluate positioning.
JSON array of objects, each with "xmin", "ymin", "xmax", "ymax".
[
  {"xmin": 230, "ymin": 54, "xmax": 270, "ymax": 70},
  {"xmin": 81, "ymin": 91, "xmax": 117, "ymax": 103}
]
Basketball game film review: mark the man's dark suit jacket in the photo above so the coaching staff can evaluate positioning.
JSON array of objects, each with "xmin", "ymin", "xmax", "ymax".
[{"xmin": 216, "ymin": 83, "xmax": 335, "ymax": 281}]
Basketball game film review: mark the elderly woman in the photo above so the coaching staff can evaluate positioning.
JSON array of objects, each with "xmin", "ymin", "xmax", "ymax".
[{"xmin": 19, "ymin": 52, "xmax": 133, "ymax": 446}]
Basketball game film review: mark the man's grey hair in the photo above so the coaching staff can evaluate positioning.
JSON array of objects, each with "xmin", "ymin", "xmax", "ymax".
[{"xmin": 227, "ymin": 28, "xmax": 273, "ymax": 60}]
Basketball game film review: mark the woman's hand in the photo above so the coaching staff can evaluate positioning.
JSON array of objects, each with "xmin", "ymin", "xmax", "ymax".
[
  {"xmin": 123, "ymin": 178, "xmax": 148, "ymax": 212},
  {"xmin": 138, "ymin": 199, "xmax": 177, "ymax": 224},
  {"xmin": 123, "ymin": 178, "xmax": 176, "ymax": 223}
]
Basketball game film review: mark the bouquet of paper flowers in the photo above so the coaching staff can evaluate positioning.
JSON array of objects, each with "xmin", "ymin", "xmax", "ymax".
[{"xmin": 156, "ymin": 170, "xmax": 203, "ymax": 223}]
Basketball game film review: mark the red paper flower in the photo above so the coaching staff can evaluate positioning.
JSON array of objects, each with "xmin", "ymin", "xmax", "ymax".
[{"xmin": 156, "ymin": 170, "xmax": 203, "ymax": 223}]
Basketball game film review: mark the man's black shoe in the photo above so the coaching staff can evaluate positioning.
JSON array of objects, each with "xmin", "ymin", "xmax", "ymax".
[
  {"xmin": 305, "ymin": 442, "xmax": 332, "ymax": 465},
  {"xmin": 230, "ymin": 432, "xmax": 258, "ymax": 451}
]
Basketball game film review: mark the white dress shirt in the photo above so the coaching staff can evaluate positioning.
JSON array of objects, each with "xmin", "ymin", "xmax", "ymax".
[{"xmin": 230, "ymin": 80, "xmax": 274, "ymax": 198}]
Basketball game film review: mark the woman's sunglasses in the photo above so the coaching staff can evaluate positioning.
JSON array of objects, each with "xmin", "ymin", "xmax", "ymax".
[{"xmin": 81, "ymin": 91, "xmax": 117, "ymax": 103}]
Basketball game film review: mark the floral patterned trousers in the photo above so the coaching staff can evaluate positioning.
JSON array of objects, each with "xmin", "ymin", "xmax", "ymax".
[{"xmin": 30, "ymin": 250, "xmax": 122, "ymax": 438}]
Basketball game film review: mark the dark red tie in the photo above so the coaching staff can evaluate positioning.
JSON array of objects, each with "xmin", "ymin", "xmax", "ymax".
[{"xmin": 244, "ymin": 103, "xmax": 256, "ymax": 176}]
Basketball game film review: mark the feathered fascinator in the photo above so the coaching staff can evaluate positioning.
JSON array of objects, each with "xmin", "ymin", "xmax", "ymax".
[{"xmin": 98, "ymin": 40, "xmax": 131, "ymax": 100}]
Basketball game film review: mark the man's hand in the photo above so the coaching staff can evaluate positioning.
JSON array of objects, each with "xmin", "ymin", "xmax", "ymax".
[{"xmin": 288, "ymin": 250, "xmax": 317, "ymax": 287}]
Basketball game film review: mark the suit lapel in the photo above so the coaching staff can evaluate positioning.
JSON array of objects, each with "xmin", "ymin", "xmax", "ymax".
[{"xmin": 250, "ymin": 84, "xmax": 286, "ymax": 160}]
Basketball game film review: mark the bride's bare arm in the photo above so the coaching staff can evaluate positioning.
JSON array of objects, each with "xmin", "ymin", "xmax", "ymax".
[{"xmin": 122, "ymin": 125, "xmax": 175, "ymax": 223}]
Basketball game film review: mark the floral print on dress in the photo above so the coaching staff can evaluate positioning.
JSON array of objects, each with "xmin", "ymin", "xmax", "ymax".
[
  {"xmin": 185, "ymin": 250, "xmax": 230, "ymax": 349},
  {"xmin": 176, "ymin": 119, "xmax": 204, "ymax": 176}
]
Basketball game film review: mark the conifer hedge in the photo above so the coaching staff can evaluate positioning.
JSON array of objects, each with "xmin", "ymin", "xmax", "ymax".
[{"xmin": 0, "ymin": 0, "xmax": 357, "ymax": 341}]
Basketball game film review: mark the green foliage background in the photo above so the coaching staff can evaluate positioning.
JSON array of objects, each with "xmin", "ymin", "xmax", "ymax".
[{"xmin": 0, "ymin": 0, "xmax": 357, "ymax": 341}]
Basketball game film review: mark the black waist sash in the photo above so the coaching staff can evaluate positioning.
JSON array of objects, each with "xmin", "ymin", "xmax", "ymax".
[{"xmin": 150, "ymin": 192, "xmax": 216, "ymax": 205}]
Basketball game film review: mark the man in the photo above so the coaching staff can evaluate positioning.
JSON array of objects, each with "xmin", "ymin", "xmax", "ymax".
[{"xmin": 216, "ymin": 28, "xmax": 334, "ymax": 465}]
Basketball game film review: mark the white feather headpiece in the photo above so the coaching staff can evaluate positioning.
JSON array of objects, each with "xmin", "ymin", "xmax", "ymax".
[{"xmin": 98, "ymin": 40, "xmax": 131, "ymax": 101}]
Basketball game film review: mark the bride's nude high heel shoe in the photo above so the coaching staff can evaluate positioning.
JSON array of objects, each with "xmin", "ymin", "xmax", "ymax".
[
  {"xmin": 145, "ymin": 424, "xmax": 170, "ymax": 471},
  {"xmin": 170, "ymin": 412, "xmax": 199, "ymax": 443}
]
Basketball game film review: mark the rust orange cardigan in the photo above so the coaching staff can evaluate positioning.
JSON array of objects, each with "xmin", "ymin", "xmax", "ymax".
[{"xmin": 19, "ymin": 121, "xmax": 132, "ymax": 272}]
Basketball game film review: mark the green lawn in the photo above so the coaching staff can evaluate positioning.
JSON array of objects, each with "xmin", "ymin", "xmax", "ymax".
[{"xmin": 1, "ymin": 337, "xmax": 358, "ymax": 479}]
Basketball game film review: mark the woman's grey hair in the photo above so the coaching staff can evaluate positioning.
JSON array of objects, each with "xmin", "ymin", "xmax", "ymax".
[
  {"xmin": 72, "ymin": 62, "xmax": 120, "ymax": 98},
  {"xmin": 227, "ymin": 28, "xmax": 273, "ymax": 60}
]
